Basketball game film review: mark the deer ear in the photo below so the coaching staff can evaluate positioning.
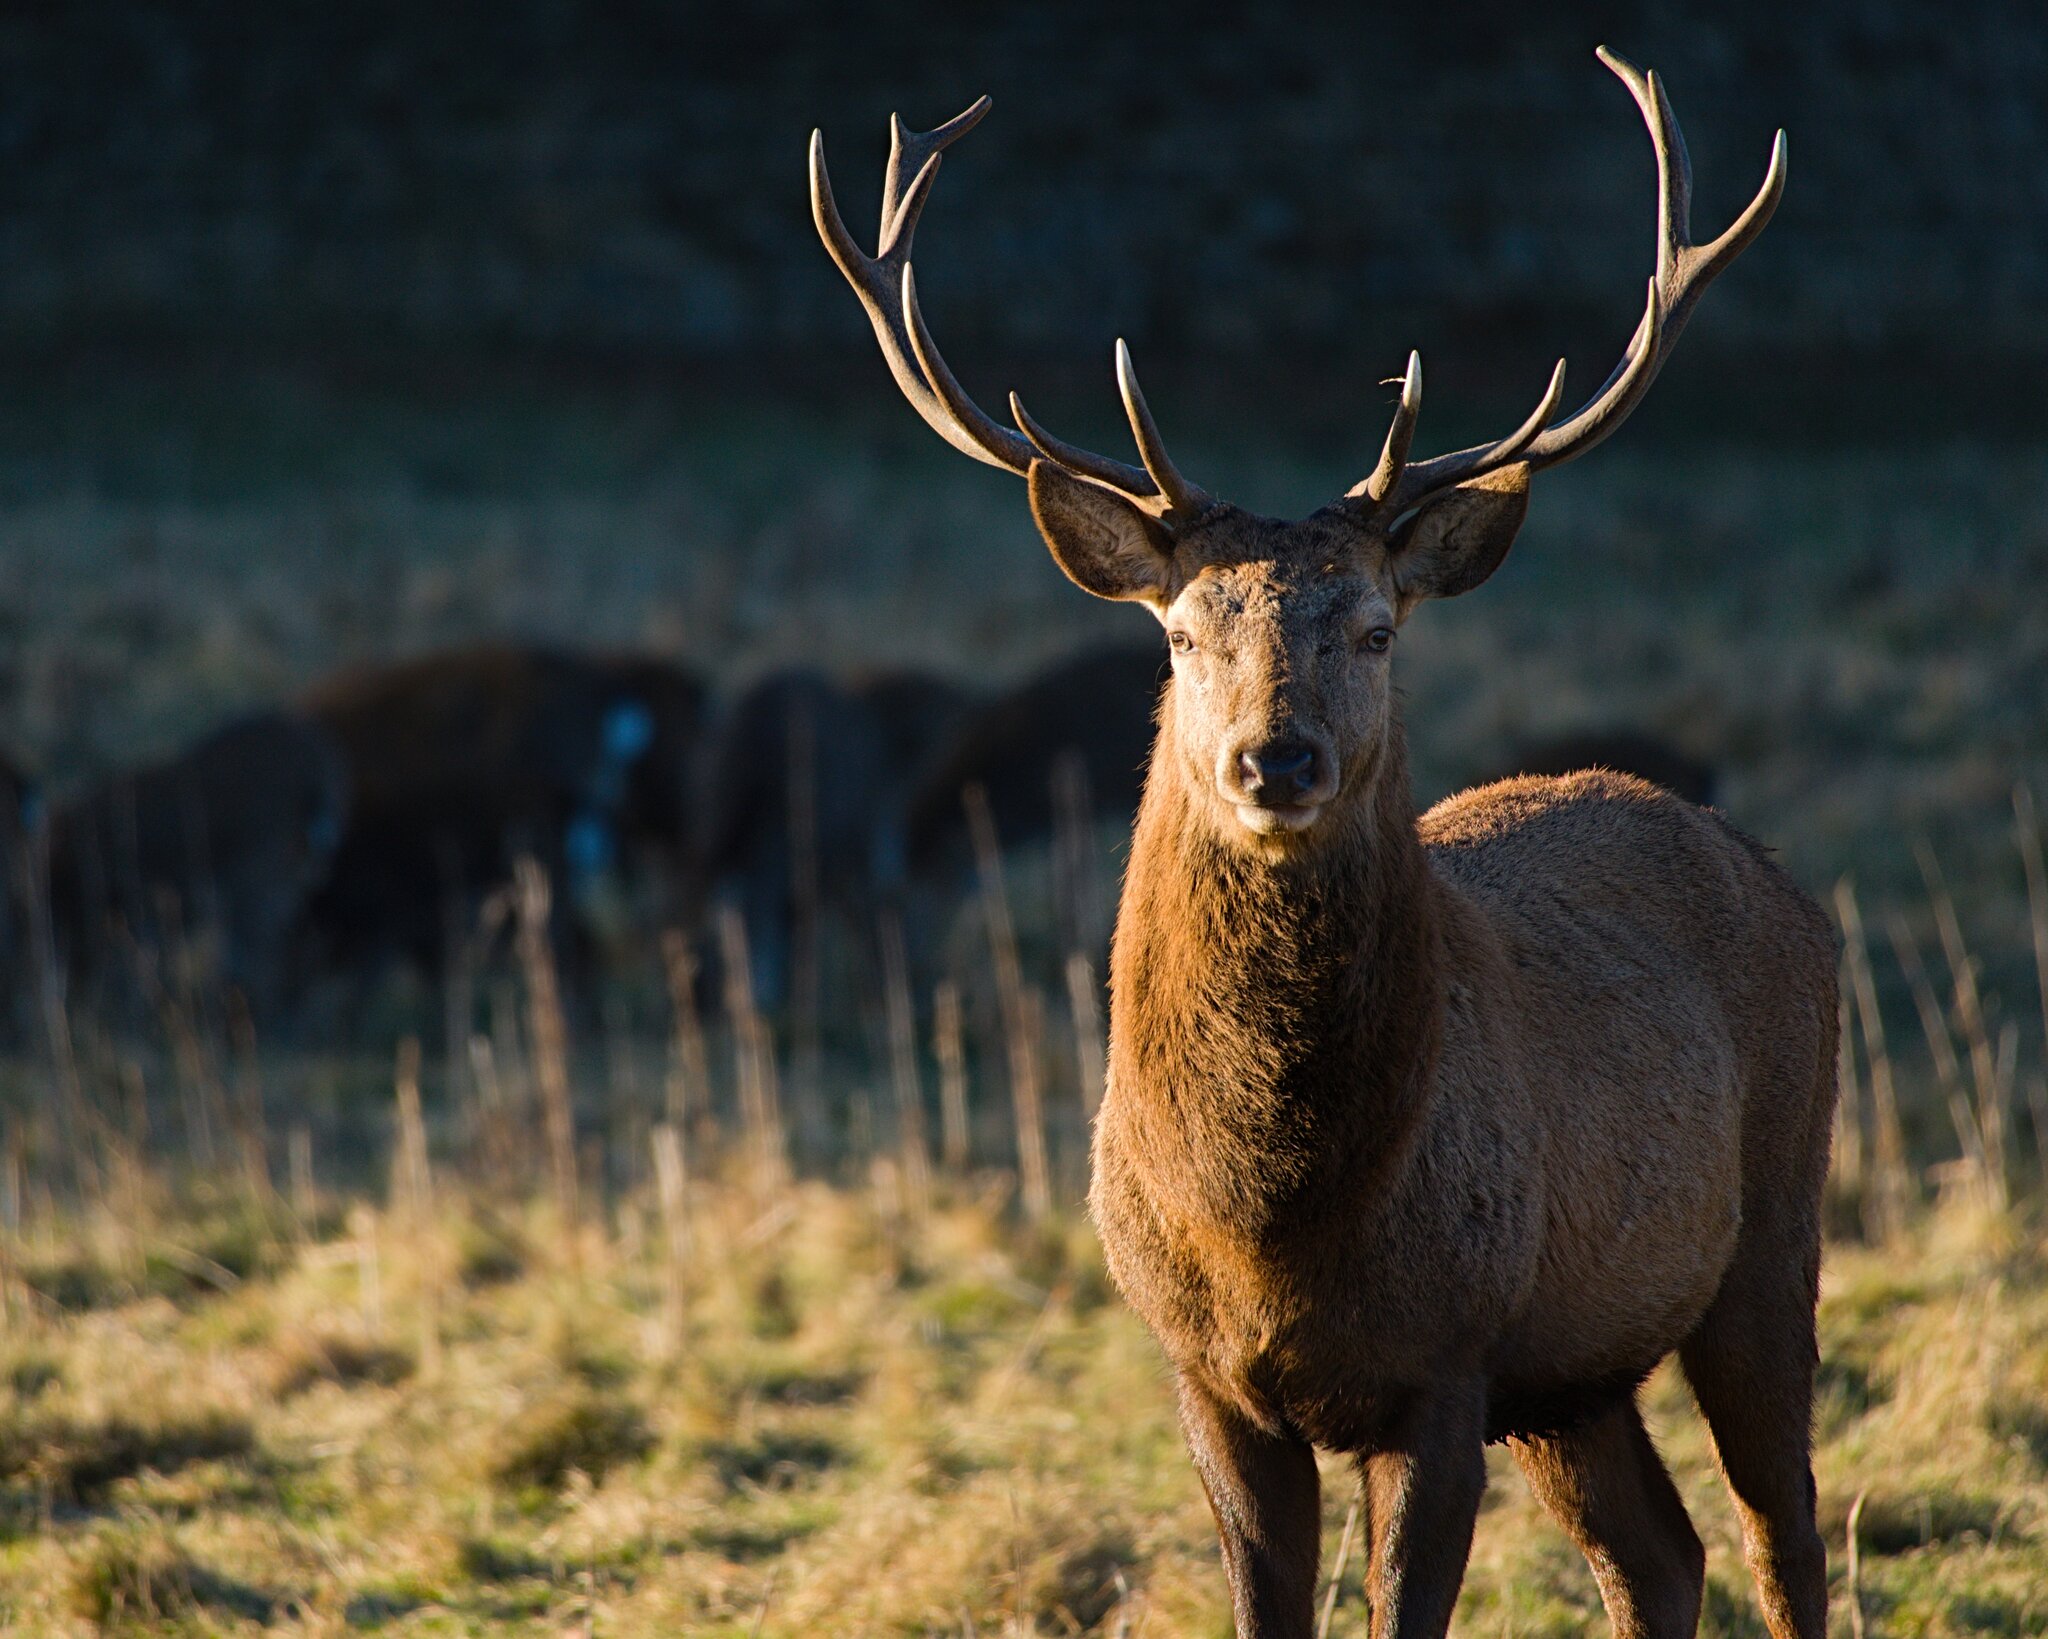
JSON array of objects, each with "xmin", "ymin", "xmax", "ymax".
[
  {"xmin": 1028, "ymin": 460, "xmax": 1173, "ymax": 609},
  {"xmin": 1385, "ymin": 463, "xmax": 1532, "ymax": 612}
]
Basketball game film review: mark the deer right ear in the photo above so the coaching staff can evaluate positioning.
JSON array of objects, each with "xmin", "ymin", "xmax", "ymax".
[{"xmin": 1028, "ymin": 460, "xmax": 1174, "ymax": 609}]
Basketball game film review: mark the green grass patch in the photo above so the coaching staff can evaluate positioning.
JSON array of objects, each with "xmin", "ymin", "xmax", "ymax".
[
  {"xmin": 491, "ymin": 1396, "xmax": 655, "ymax": 1495},
  {"xmin": 0, "ymin": 1410, "xmax": 255, "ymax": 1506}
]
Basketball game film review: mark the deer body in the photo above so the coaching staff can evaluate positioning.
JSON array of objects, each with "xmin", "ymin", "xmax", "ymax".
[
  {"xmin": 1094, "ymin": 723, "xmax": 1832, "ymax": 1453},
  {"xmin": 814, "ymin": 48, "xmax": 1831, "ymax": 1638}
]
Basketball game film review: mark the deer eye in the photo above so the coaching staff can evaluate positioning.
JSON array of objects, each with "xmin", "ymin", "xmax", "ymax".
[
  {"xmin": 1363, "ymin": 626, "xmax": 1394, "ymax": 654},
  {"xmin": 1168, "ymin": 630, "xmax": 1194, "ymax": 655}
]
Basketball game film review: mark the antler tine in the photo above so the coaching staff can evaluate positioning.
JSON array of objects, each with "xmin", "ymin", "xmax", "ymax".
[
  {"xmin": 1351, "ymin": 351, "xmax": 1422, "ymax": 505},
  {"xmin": 1010, "ymin": 392, "xmax": 1162, "ymax": 500},
  {"xmin": 1518, "ymin": 49, "xmax": 1783, "ymax": 471},
  {"xmin": 810, "ymin": 109, "xmax": 1035, "ymax": 472},
  {"xmin": 881, "ymin": 97, "xmax": 991, "ymax": 255},
  {"xmin": 1360, "ymin": 50, "xmax": 1783, "ymax": 516},
  {"xmin": 814, "ymin": 103, "xmax": 1197, "ymax": 516},
  {"xmin": 900, "ymin": 266, "xmax": 1045, "ymax": 475},
  {"xmin": 1374, "ymin": 354, "xmax": 1570, "ymax": 516},
  {"xmin": 1116, "ymin": 341, "xmax": 1210, "ymax": 519}
]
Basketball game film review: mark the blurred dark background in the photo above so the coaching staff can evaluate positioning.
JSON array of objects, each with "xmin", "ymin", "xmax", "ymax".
[
  {"xmin": 0, "ymin": 1, "xmax": 2043, "ymax": 1140},
  {"xmin": 1, "ymin": 2, "xmax": 2042, "ymax": 433}
]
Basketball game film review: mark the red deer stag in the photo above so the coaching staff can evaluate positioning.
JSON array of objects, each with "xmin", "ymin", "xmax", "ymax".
[{"xmin": 815, "ymin": 50, "xmax": 1833, "ymax": 1639}]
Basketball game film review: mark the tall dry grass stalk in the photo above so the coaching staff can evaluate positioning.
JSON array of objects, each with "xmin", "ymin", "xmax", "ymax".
[
  {"xmin": 878, "ymin": 912, "xmax": 932, "ymax": 1219},
  {"xmin": 1831, "ymin": 958, "xmax": 1865, "ymax": 1203},
  {"xmin": 717, "ymin": 905, "xmax": 788, "ymax": 1197},
  {"xmin": 350, "ymin": 1201, "xmax": 383, "ymax": 1334},
  {"xmin": 0, "ymin": 1125, "xmax": 18, "ymax": 1329},
  {"xmin": 933, "ymin": 979, "xmax": 970, "ymax": 1174},
  {"xmin": 20, "ymin": 814, "xmax": 92, "ymax": 1192},
  {"xmin": 1317, "ymin": 1488, "xmax": 1364, "ymax": 1639},
  {"xmin": 963, "ymin": 783, "xmax": 1052, "ymax": 1221},
  {"xmin": 287, "ymin": 1123, "xmax": 316, "ymax": 1233},
  {"xmin": 1050, "ymin": 750, "xmax": 1104, "ymax": 955},
  {"xmin": 660, "ymin": 929, "xmax": 713, "ymax": 1142},
  {"xmin": 441, "ymin": 888, "xmax": 476, "ymax": 1119},
  {"xmin": 390, "ymin": 1036, "xmax": 441, "ymax": 1372},
  {"xmin": 1834, "ymin": 880, "xmax": 1909, "ymax": 1239},
  {"xmin": 466, "ymin": 1032, "xmax": 515, "ymax": 1189},
  {"xmin": 226, "ymin": 994, "xmax": 271, "ymax": 1205},
  {"xmin": 650, "ymin": 1122, "xmax": 690, "ymax": 1353},
  {"xmin": 513, "ymin": 857, "xmax": 580, "ymax": 1238},
  {"xmin": 391, "ymin": 1038, "xmax": 433, "ymax": 1223},
  {"xmin": 785, "ymin": 691, "xmax": 824, "ymax": 1157},
  {"xmin": 1918, "ymin": 842, "xmax": 2009, "ymax": 1207},
  {"xmin": 1064, "ymin": 951, "xmax": 1107, "ymax": 1121},
  {"xmin": 2029, "ymin": 1076, "xmax": 2048, "ymax": 1186},
  {"xmin": 2016, "ymin": 784, "xmax": 2048, "ymax": 1176},
  {"xmin": 486, "ymin": 976, "xmax": 531, "ymax": 1171}
]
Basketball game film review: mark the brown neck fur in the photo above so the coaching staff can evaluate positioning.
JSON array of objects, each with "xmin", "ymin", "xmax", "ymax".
[{"xmin": 1108, "ymin": 698, "xmax": 1445, "ymax": 1233}]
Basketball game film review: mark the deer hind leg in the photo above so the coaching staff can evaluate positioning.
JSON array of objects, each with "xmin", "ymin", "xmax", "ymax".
[
  {"xmin": 1678, "ymin": 1256, "xmax": 1828, "ymax": 1639},
  {"xmin": 1509, "ymin": 1396, "xmax": 1704, "ymax": 1639}
]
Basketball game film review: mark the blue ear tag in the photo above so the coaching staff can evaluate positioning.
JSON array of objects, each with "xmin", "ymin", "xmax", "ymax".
[
  {"xmin": 19, "ymin": 790, "xmax": 42, "ymax": 832},
  {"xmin": 603, "ymin": 700, "xmax": 656, "ymax": 764},
  {"xmin": 308, "ymin": 807, "xmax": 341, "ymax": 853},
  {"xmin": 566, "ymin": 812, "xmax": 616, "ymax": 879}
]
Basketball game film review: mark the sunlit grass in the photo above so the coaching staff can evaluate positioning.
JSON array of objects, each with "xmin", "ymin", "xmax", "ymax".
[{"xmin": 0, "ymin": 1166, "xmax": 2042, "ymax": 1636}]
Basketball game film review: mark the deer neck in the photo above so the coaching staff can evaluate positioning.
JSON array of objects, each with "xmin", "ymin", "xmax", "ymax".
[{"xmin": 1106, "ymin": 709, "xmax": 1444, "ymax": 1223}]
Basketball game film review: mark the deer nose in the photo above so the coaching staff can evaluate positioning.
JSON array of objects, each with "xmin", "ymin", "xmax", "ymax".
[{"xmin": 1237, "ymin": 740, "xmax": 1320, "ymax": 803}]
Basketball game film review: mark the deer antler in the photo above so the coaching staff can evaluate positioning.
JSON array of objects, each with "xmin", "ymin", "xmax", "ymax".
[
  {"xmin": 811, "ymin": 103, "xmax": 1211, "ymax": 525},
  {"xmin": 813, "ymin": 53, "xmax": 1781, "ymax": 532},
  {"xmin": 1357, "ymin": 47, "xmax": 1787, "ymax": 518}
]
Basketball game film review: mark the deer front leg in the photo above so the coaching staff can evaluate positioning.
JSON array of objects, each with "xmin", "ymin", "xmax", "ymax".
[
  {"xmin": 1360, "ymin": 1378, "xmax": 1488, "ymax": 1639},
  {"xmin": 1177, "ymin": 1376, "xmax": 1322, "ymax": 1638}
]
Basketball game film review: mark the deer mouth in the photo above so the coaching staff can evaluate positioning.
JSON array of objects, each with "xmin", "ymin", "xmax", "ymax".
[{"xmin": 1234, "ymin": 800, "xmax": 1324, "ymax": 836}]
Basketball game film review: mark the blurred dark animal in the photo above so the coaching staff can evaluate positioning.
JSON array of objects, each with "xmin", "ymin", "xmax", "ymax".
[
  {"xmin": 887, "ymin": 643, "xmax": 1165, "ymax": 887},
  {"xmin": 0, "ymin": 751, "xmax": 44, "ymax": 1029},
  {"xmin": 818, "ymin": 56, "xmax": 1831, "ymax": 1639},
  {"xmin": 694, "ymin": 665, "xmax": 969, "ymax": 1007},
  {"xmin": 299, "ymin": 644, "xmax": 709, "ymax": 983},
  {"xmin": 44, "ymin": 713, "xmax": 348, "ymax": 1015},
  {"xmin": 1477, "ymin": 729, "xmax": 1719, "ymax": 808}
]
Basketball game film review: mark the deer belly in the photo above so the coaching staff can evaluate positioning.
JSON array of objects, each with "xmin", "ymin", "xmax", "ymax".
[{"xmin": 1505, "ymin": 1108, "xmax": 1744, "ymax": 1384}]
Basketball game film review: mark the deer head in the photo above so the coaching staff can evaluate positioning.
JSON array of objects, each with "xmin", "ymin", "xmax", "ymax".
[{"xmin": 811, "ymin": 49, "xmax": 1784, "ymax": 851}]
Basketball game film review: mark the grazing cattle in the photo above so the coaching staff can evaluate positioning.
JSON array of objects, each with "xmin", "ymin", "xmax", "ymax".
[
  {"xmin": 817, "ymin": 54, "xmax": 1832, "ymax": 1639},
  {"xmin": 45, "ymin": 713, "xmax": 349, "ymax": 1015},
  {"xmin": 694, "ymin": 665, "xmax": 969, "ymax": 1009},
  {"xmin": 299, "ymin": 644, "xmax": 709, "ymax": 983},
  {"xmin": 1477, "ymin": 728, "xmax": 1720, "ymax": 808},
  {"xmin": 887, "ymin": 643, "xmax": 1164, "ymax": 885}
]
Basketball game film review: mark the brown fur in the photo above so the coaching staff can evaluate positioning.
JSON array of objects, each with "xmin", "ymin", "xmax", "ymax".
[
  {"xmin": 1046, "ymin": 488, "xmax": 1836, "ymax": 1639},
  {"xmin": 44, "ymin": 712, "xmax": 349, "ymax": 1017},
  {"xmin": 299, "ymin": 643, "xmax": 708, "ymax": 980}
]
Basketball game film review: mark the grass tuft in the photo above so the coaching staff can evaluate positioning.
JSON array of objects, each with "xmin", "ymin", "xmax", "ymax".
[
  {"xmin": 491, "ymin": 1395, "xmax": 654, "ymax": 1495},
  {"xmin": 270, "ymin": 1329, "xmax": 416, "ymax": 1397},
  {"xmin": 67, "ymin": 1529, "xmax": 275, "ymax": 1627},
  {"xmin": 697, "ymin": 1428, "xmax": 846, "ymax": 1494},
  {"xmin": 0, "ymin": 1410, "xmax": 255, "ymax": 1505}
]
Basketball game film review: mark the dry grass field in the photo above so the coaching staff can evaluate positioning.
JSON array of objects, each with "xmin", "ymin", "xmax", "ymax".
[
  {"xmin": 1, "ymin": 1164, "xmax": 2046, "ymax": 1636},
  {"xmin": 4, "ymin": 376, "xmax": 2048, "ymax": 1633}
]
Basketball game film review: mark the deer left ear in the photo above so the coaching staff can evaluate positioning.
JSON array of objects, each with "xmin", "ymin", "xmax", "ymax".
[{"xmin": 1385, "ymin": 463, "xmax": 1532, "ymax": 612}]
